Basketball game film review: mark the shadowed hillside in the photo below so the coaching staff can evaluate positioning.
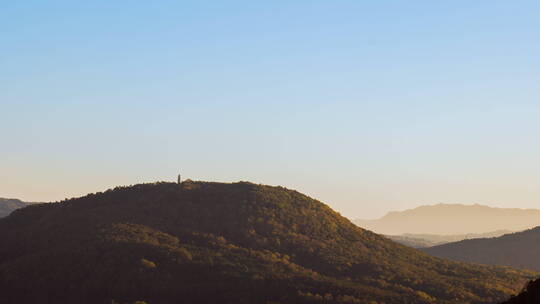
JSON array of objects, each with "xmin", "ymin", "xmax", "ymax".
[
  {"xmin": 354, "ymin": 204, "xmax": 540, "ymax": 235},
  {"xmin": 424, "ymin": 227, "xmax": 540, "ymax": 271},
  {"xmin": 0, "ymin": 181, "xmax": 533, "ymax": 304},
  {"xmin": 0, "ymin": 198, "xmax": 32, "ymax": 218},
  {"xmin": 500, "ymin": 279, "xmax": 540, "ymax": 304}
]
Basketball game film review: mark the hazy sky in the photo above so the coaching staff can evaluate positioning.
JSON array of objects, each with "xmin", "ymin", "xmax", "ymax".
[{"xmin": 2, "ymin": 1, "xmax": 539, "ymax": 219}]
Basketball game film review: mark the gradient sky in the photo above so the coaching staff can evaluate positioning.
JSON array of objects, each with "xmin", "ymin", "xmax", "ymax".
[{"xmin": 2, "ymin": 1, "xmax": 539, "ymax": 219}]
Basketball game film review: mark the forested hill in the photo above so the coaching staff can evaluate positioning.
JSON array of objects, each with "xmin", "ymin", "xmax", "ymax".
[
  {"xmin": 0, "ymin": 198, "xmax": 31, "ymax": 218},
  {"xmin": 424, "ymin": 227, "xmax": 540, "ymax": 271},
  {"xmin": 0, "ymin": 181, "xmax": 533, "ymax": 304}
]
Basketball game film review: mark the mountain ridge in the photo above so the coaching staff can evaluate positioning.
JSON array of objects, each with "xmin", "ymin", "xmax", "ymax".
[
  {"xmin": 388, "ymin": 230, "xmax": 513, "ymax": 248},
  {"xmin": 0, "ymin": 198, "xmax": 36, "ymax": 218},
  {"xmin": 424, "ymin": 226, "xmax": 540, "ymax": 272},
  {"xmin": 354, "ymin": 204, "xmax": 540, "ymax": 235}
]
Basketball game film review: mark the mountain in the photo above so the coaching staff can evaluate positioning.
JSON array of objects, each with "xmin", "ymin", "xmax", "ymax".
[
  {"xmin": 424, "ymin": 227, "xmax": 540, "ymax": 272},
  {"xmin": 386, "ymin": 234, "xmax": 436, "ymax": 248},
  {"xmin": 0, "ymin": 198, "xmax": 31, "ymax": 218},
  {"xmin": 354, "ymin": 204, "xmax": 540, "ymax": 235},
  {"xmin": 501, "ymin": 279, "xmax": 540, "ymax": 304},
  {"xmin": 0, "ymin": 181, "xmax": 534, "ymax": 304},
  {"xmin": 388, "ymin": 230, "xmax": 513, "ymax": 248}
]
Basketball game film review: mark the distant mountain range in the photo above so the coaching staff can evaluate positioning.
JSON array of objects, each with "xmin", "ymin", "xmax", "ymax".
[
  {"xmin": 0, "ymin": 198, "xmax": 35, "ymax": 218},
  {"xmin": 424, "ymin": 226, "xmax": 540, "ymax": 272},
  {"xmin": 387, "ymin": 230, "xmax": 513, "ymax": 248},
  {"xmin": 354, "ymin": 204, "xmax": 540, "ymax": 235},
  {"xmin": 0, "ymin": 181, "xmax": 533, "ymax": 304}
]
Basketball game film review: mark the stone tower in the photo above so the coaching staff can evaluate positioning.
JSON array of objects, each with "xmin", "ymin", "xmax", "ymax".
[{"xmin": 177, "ymin": 174, "xmax": 181, "ymax": 184}]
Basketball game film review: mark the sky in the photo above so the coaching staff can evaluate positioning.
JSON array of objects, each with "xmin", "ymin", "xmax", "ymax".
[{"xmin": 1, "ymin": 1, "xmax": 539, "ymax": 219}]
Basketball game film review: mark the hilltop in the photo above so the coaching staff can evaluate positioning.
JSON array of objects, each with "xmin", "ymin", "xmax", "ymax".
[
  {"xmin": 424, "ymin": 227, "xmax": 540, "ymax": 272},
  {"xmin": 0, "ymin": 181, "xmax": 533, "ymax": 304},
  {"xmin": 354, "ymin": 204, "xmax": 540, "ymax": 235}
]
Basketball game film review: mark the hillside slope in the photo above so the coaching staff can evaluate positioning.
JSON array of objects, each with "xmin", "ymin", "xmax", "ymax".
[
  {"xmin": 354, "ymin": 204, "xmax": 540, "ymax": 235},
  {"xmin": 0, "ymin": 198, "xmax": 30, "ymax": 218},
  {"xmin": 501, "ymin": 279, "xmax": 540, "ymax": 304},
  {"xmin": 0, "ymin": 181, "xmax": 533, "ymax": 304},
  {"xmin": 424, "ymin": 227, "xmax": 540, "ymax": 271}
]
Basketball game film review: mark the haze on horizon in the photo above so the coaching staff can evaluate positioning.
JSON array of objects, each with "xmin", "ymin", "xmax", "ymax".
[{"xmin": 2, "ymin": 1, "xmax": 539, "ymax": 219}]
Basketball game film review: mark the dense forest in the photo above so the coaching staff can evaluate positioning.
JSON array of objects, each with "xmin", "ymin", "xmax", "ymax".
[
  {"xmin": 424, "ymin": 227, "xmax": 540, "ymax": 271},
  {"xmin": 0, "ymin": 181, "xmax": 534, "ymax": 304}
]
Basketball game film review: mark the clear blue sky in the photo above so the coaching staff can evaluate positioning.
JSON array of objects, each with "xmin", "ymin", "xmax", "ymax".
[{"xmin": 2, "ymin": 1, "xmax": 539, "ymax": 218}]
